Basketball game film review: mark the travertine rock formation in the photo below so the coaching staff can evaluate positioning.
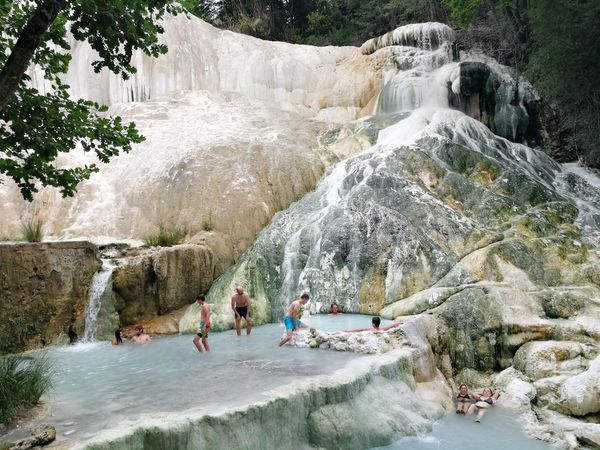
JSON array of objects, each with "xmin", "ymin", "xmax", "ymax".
[{"xmin": 0, "ymin": 242, "xmax": 100, "ymax": 354}]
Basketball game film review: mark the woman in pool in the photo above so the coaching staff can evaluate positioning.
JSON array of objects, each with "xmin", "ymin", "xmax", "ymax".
[
  {"xmin": 468, "ymin": 387, "xmax": 501, "ymax": 422},
  {"xmin": 329, "ymin": 303, "xmax": 342, "ymax": 315},
  {"xmin": 455, "ymin": 384, "xmax": 473, "ymax": 414},
  {"xmin": 112, "ymin": 328, "xmax": 124, "ymax": 345}
]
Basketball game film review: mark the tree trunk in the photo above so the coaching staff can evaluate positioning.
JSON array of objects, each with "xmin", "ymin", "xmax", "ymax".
[{"xmin": 0, "ymin": 0, "xmax": 67, "ymax": 111}]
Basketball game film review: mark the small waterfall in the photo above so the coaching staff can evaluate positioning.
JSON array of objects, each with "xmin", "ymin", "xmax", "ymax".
[
  {"xmin": 555, "ymin": 162, "xmax": 600, "ymax": 248},
  {"xmin": 82, "ymin": 259, "xmax": 116, "ymax": 342}
]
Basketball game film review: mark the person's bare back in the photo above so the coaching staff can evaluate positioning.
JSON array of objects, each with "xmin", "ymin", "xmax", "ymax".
[
  {"xmin": 286, "ymin": 300, "xmax": 301, "ymax": 317},
  {"xmin": 201, "ymin": 301, "xmax": 211, "ymax": 327}
]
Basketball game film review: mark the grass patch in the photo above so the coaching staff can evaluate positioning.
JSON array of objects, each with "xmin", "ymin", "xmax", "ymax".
[
  {"xmin": 143, "ymin": 225, "xmax": 184, "ymax": 247},
  {"xmin": 202, "ymin": 212, "xmax": 214, "ymax": 231},
  {"xmin": 21, "ymin": 219, "xmax": 44, "ymax": 242},
  {"xmin": 0, "ymin": 355, "xmax": 53, "ymax": 424}
]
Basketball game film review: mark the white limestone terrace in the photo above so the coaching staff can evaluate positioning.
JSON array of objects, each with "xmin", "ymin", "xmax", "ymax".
[
  {"xmin": 360, "ymin": 22, "xmax": 455, "ymax": 55},
  {"xmin": 1, "ymin": 12, "xmax": 390, "ymax": 243},
  {"xmin": 29, "ymin": 13, "xmax": 383, "ymax": 120}
]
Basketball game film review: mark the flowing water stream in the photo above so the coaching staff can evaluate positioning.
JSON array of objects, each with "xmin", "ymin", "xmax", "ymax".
[{"xmin": 82, "ymin": 259, "xmax": 117, "ymax": 342}]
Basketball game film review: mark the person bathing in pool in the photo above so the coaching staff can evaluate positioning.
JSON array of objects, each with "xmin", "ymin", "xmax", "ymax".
[
  {"xmin": 112, "ymin": 328, "xmax": 124, "ymax": 345},
  {"xmin": 278, "ymin": 293, "xmax": 310, "ymax": 347},
  {"xmin": 329, "ymin": 303, "xmax": 342, "ymax": 315},
  {"xmin": 193, "ymin": 294, "xmax": 211, "ymax": 353},
  {"xmin": 455, "ymin": 384, "xmax": 474, "ymax": 414},
  {"xmin": 231, "ymin": 285, "xmax": 252, "ymax": 336},
  {"xmin": 131, "ymin": 326, "xmax": 151, "ymax": 343},
  {"xmin": 467, "ymin": 387, "xmax": 501, "ymax": 422},
  {"xmin": 343, "ymin": 316, "xmax": 402, "ymax": 332}
]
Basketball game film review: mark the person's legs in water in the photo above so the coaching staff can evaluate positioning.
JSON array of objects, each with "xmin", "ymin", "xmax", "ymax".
[
  {"xmin": 466, "ymin": 404, "xmax": 477, "ymax": 415},
  {"xmin": 245, "ymin": 313, "xmax": 252, "ymax": 335},
  {"xmin": 193, "ymin": 333, "xmax": 204, "ymax": 353},
  {"xmin": 278, "ymin": 317, "xmax": 295, "ymax": 346},
  {"xmin": 475, "ymin": 408, "xmax": 487, "ymax": 422},
  {"xmin": 297, "ymin": 319, "xmax": 308, "ymax": 329},
  {"xmin": 202, "ymin": 330, "xmax": 210, "ymax": 351},
  {"xmin": 235, "ymin": 315, "xmax": 242, "ymax": 336}
]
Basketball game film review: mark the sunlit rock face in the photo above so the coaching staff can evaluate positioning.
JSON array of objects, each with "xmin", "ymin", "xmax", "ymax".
[
  {"xmin": 1, "ymin": 13, "xmax": 387, "ymax": 253},
  {"xmin": 202, "ymin": 107, "xmax": 599, "ymax": 321},
  {"xmin": 184, "ymin": 21, "xmax": 600, "ymax": 447},
  {"xmin": 33, "ymin": 14, "xmax": 383, "ymax": 115}
]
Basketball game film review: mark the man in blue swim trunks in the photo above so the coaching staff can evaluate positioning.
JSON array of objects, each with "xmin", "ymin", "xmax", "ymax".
[{"xmin": 278, "ymin": 293, "xmax": 310, "ymax": 347}]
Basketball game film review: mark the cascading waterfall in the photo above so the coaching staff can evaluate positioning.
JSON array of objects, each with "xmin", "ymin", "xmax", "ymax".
[
  {"xmin": 82, "ymin": 259, "xmax": 116, "ymax": 342},
  {"xmin": 204, "ymin": 21, "xmax": 600, "ymax": 323},
  {"xmin": 555, "ymin": 162, "xmax": 600, "ymax": 248}
]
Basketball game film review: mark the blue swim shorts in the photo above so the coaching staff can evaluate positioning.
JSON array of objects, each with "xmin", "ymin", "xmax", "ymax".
[{"xmin": 284, "ymin": 316, "xmax": 301, "ymax": 331}]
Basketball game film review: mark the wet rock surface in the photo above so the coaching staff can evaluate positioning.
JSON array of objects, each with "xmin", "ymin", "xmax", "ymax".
[
  {"xmin": 113, "ymin": 244, "xmax": 215, "ymax": 327},
  {"xmin": 0, "ymin": 242, "xmax": 100, "ymax": 354}
]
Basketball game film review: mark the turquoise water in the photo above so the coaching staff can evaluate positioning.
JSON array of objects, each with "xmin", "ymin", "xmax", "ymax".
[
  {"xmin": 380, "ymin": 408, "xmax": 551, "ymax": 450},
  {"xmin": 2, "ymin": 317, "xmax": 375, "ymax": 446},
  {"xmin": 1, "ymin": 316, "xmax": 550, "ymax": 450}
]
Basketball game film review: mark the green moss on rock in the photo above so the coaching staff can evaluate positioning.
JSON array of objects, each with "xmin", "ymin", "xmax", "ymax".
[
  {"xmin": 440, "ymin": 287, "xmax": 502, "ymax": 371},
  {"xmin": 540, "ymin": 291, "xmax": 585, "ymax": 319}
]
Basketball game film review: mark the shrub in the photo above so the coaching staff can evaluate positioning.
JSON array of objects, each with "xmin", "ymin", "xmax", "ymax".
[
  {"xmin": 202, "ymin": 212, "xmax": 213, "ymax": 232},
  {"xmin": 0, "ymin": 355, "xmax": 53, "ymax": 424},
  {"xmin": 21, "ymin": 219, "xmax": 44, "ymax": 242},
  {"xmin": 143, "ymin": 225, "xmax": 183, "ymax": 247}
]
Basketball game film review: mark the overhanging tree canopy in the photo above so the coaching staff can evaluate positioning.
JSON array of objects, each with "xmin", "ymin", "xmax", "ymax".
[{"xmin": 0, "ymin": 0, "xmax": 182, "ymax": 201}]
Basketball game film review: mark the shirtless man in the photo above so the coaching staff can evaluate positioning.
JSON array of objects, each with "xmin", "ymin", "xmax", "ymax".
[
  {"xmin": 131, "ymin": 326, "xmax": 152, "ymax": 343},
  {"xmin": 193, "ymin": 294, "xmax": 211, "ymax": 353},
  {"xmin": 231, "ymin": 286, "xmax": 252, "ymax": 336},
  {"xmin": 344, "ymin": 316, "xmax": 401, "ymax": 332},
  {"xmin": 278, "ymin": 293, "xmax": 310, "ymax": 347}
]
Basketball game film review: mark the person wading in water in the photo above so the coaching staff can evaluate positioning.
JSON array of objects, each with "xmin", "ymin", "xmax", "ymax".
[{"xmin": 231, "ymin": 285, "xmax": 252, "ymax": 336}]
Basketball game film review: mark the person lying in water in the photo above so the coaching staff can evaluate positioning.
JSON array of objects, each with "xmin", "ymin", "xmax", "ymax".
[
  {"xmin": 455, "ymin": 384, "xmax": 474, "ymax": 414},
  {"xmin": 343, "ymin": 316, "xmax": 402, "ymax": 332},
  {"xmin": 131, "ymin": 326, "xmax": 152, "ymax": 343},
  {"xmin": 467, "ymin": 387, "xmax": 501, "ymax": 422}
]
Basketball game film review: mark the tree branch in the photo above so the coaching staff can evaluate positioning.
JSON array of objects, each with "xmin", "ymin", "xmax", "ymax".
[{"xmin": 0, "ymin": 0, "xmax": 67, "ymax": 111}]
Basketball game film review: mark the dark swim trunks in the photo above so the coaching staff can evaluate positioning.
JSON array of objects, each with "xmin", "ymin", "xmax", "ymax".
[
  {"xmin": 235, "ymin": 306, "xmax": 250, "ymax": 319},
  {"xmin": 197, "ymin": 322, "xmax": 210, "ymax": 338}
]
